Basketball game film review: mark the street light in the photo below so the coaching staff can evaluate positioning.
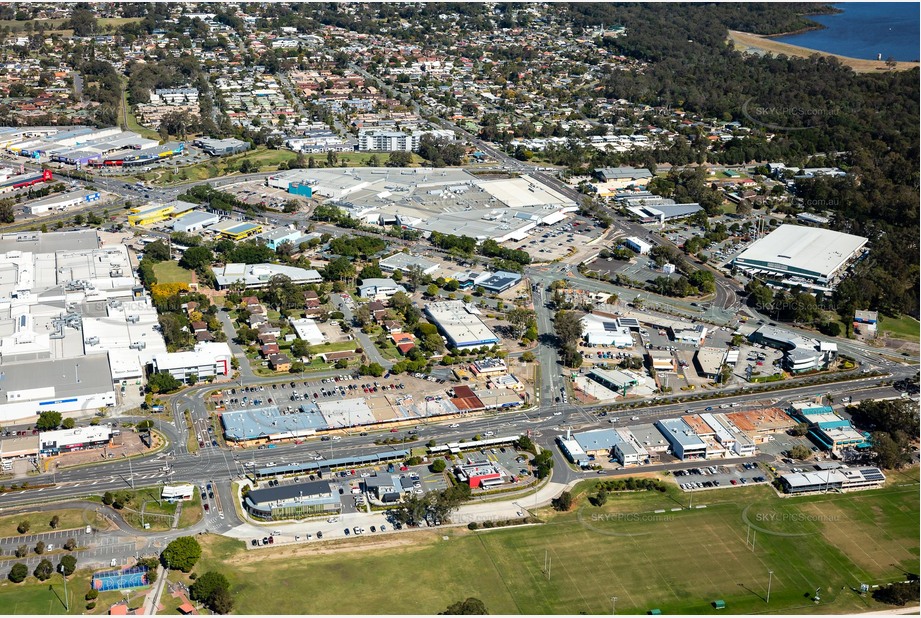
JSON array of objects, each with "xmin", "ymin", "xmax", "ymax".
[
  {"xmin": 124, "ymin": 454, "xmax": 134, "ymax": 489},
  {"xmin": 766, "ymin": 570, "xmax": 773, "ymax": 603},
  {"xmin": 611, "ymin": 596, "xmax": 617, "ymax": 615},
  {"xmin": 58, "ymin": 563, "xmax": 69, "ymax": 612}
]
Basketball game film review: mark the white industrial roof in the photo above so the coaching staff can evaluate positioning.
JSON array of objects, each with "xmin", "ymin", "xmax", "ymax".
[
  {"xmin": 152, "ymin": 342, "xmax": 231, "ymax": 371},
  {"xmin": 734, "ymin": 224, "xmax": 867, "ymax": 279},
  {"xmin": 425, "ymin": 301, "xmax": 499, "ymax": 348}
]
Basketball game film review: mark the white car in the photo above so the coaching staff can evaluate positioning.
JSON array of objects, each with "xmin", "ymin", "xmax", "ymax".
[
  {"xmin": 331, "ymin": 436, "xmax": 341, "ymax": 441},
  {"xmin": 553, "ymin": 411, "xmax": 562, "ymax": 416},
  {"xmin": 449, "ymin": 424, "xmax": 460, "ymax": 428}
]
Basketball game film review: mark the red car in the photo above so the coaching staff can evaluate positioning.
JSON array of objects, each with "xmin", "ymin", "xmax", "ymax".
[{"xmin": 390, "ymin": 428, "xmax": 399, "ymax": 432}]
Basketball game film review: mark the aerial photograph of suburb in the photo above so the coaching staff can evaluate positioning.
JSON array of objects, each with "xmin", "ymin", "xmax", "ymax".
[{"xmin": 0, "ymin": 2, "xmax": 917, "ymax": 616}]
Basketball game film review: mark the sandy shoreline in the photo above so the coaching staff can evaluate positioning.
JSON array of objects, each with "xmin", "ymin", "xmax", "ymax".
[{"xmin": 728, "ymin": 30, "xmax": 919, "ymax": 73}]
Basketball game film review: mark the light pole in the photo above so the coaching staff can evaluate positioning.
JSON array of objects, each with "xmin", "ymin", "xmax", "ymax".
[
  {"xmin": 58, "ymin": 564, "xmax": 69, "ymax": 612},
  {"xmin": 767, "ymin": 570, "xmax": 773, "ymax": 603},
  {"xmin": 611, "ymin": 596, "xmax": 617, "ymax": 615},
  {"xmin": 124, "ymin": 454, "xmax": 134, "ymax": 489}
]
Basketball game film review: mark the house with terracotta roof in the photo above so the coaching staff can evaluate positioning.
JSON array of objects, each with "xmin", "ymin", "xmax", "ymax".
[{"xmin": 391, "ymin": 332, "xmax": 416, "ymax": 355}]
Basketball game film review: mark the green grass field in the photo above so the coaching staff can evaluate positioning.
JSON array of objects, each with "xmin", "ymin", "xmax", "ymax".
[
  {"xmin": 0, "ymin": 569, "xmax": 91, "ymax": 615},
  {"xmin": 0, "ymin": 509, "xmax": 89, "ymax": 539},
  {"xmin": 306, "ymin": 341, "xmax": 358, "ymax": 355},
  {"xmin": 168, "ymin": 471, "xmax": 919, "ymax": 615},
  {"xmin": 878, "ymin": 314, "xmax": 920, "ymax": 342},
  {"xmin": 0, "ymin": 565, "xmax": 151, "ymax": 616},
  {"xmin": 151, "ymin": 261, "xmax": 193, "ymax": 284}
]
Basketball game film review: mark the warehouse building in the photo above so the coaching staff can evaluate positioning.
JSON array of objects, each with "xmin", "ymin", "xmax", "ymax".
[
  {"xmin": 171, "ymin": 210, "xmax": 219, "ymax": 233},
  {"xmin": 566, "ymin": 426, "xmax": 651, "ymax": 466},
  {"xmin": 0, "ymin": 434, "xmax": 39, "ymax": 463},
  {"xmin": 193, "ymin": 137, "xmax": 250, "ymax": 156},
  {"xmin": 39, "ymin": 425, "xmax": 112, "ymax": 456},
  {"xmin": 557, "ymin": 434, "xmax": 588, "ymax": 466},
  {"xmin": 593, "ymin": 166, "xmax": 653, "ymax": 188},
  {"xmin": 581, "ymin": 314, "xmax": 634, "ymax": 347},
  {"xmin": 647, "ymin": 349, "xmax": 676, "ymax": 372},
  {"xmin": 732, "ymin": 224, "xmax": 868, "ymax": 291},
  {"xmin": 749, "ymin": 325, "xmax": 837, "ymax": 373},
  {"xmin": 694, "ymin": 347, "xmax": 726, "ymax": 379},
  {"xmin": 424, "ymin": 301, "xmax": 499, "ymax": 350},
  {"xmin": 671, "ymin": 324, "xmax": 708, "ymax": 346},
  {"xmin": 213, "ymin": 263, "xmax": 322, "ymax": 289},
  {"xmin": 655, "ymin": 418, "xmax": 707, "ymax": 460},
  {"xmin": 243, "ymin": 480, "xmax": 340, "ymax": 520},
  {"xmin": 128, "ymin": 203, "xmax": 174, "ymax": 226},
  {"xmin": 209, "ymin": 220, "xmax": 263, "ymax": 240},
  {"xmin": 378, "ymin": 253, "xmax": 439, "ymax": 275},
  {"xmin": 150, "ymin": 342, "xmax": 232, "ymax": 382},
  {"xmin": 624, "ymin": 236, "xmax": 652, "ymax": 254},
  {"xmin": 23, "ymin": 189, "xmax": 100, "ymax": 215},
  {"xmin": 289, "ymin": 318, "xmax": 325, "ymax": 346},
  {"xmin": 626, "ymin": 203, "xmax": 702, "ymax": 224},
  {"xmin": 272, "ymin": 167, "xmax": 576, "ymax": 243},
  {"xmin": 363, "ymin": 473, "xmax": 407, "ymax": 502},
  {"xmin": 476, "ymin": 271, "xmax": 523, "ymax": 293},
  {"xmin": 0, "ymin": 356, "xmax": 117, "ymax": 423},
  {"xmin": 257, "ymin": 227, "xmax": 305, "ymax": 251}
]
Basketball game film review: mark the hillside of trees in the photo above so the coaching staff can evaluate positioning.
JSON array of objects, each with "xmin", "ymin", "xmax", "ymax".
[{"xmin": 564, "ymin": 3, "xmax": 919, "ymax": 319}]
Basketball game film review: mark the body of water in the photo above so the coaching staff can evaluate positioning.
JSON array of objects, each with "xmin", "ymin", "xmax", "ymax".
[{"xmin": 775, "ymin": 3, "xmax": 920, "ymax": 62}]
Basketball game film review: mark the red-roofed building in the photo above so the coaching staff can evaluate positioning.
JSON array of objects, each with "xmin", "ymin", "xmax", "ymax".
[{"xmin": 450, "ymin": 385, "xmax": 484, "ymax": 411}]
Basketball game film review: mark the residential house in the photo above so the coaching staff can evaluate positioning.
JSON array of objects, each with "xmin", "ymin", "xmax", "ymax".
[
  {"xmin": 391, "ymin": 332, "xmax": 416, "ymax": 355},
  {"xmin": 269, "ymin": 353, "xmax": 292, "ymax": 372},
  {"xmin": 382, "ymin": 320, "xmax": 403, "ymax": 334}
]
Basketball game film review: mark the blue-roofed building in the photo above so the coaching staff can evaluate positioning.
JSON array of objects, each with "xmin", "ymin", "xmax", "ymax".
[
  {"xmin": 221, "ymin": 404, "xmax": 328, "ymax": 443},
  {"xmin": 655, "ymin": 418, "xmax": 707, "ymax": 460},
  {"xmin": 258, "ymin": 227, "xmax": 304, "ymax": 251},
  {"xmin": 788, "ymin": 402, "xmax": 871, "ymax": 452},
  {"xmin": 573, "ymin": 428, "xmax": 624, "ymax": 459}
]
